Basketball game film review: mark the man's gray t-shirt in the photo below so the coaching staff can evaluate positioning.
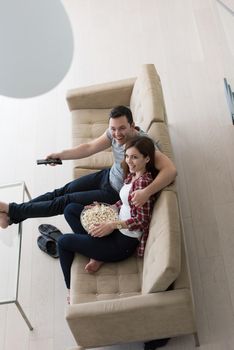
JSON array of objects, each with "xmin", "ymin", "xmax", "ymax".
[{"xmin": 106, "ymin": 128, "xmax": 155, "ymax": 192}]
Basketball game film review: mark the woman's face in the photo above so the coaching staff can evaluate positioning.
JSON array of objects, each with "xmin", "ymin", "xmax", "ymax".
[{"xmin": 125, "ymin": 146, "xmax": 149, "ymax": 175}]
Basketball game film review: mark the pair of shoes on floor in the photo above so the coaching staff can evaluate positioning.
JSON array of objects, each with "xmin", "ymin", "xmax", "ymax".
[
  {"xmin": 144, "ymin": 338, "xmax": 170, "ymax": 350},
  {"xmin": 37, "ymin": 224, "xmax": 63, "ymax": 258}
]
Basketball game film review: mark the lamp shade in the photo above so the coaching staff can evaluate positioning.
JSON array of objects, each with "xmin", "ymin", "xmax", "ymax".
[{"xmin": 0, "ymin": 0, "xmax": 74, "ymax": 98}]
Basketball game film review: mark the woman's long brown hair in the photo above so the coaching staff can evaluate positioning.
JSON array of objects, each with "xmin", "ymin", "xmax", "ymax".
[{"xmin": 121, "ymin": 136, "xmax": 158, "ymax": 179}]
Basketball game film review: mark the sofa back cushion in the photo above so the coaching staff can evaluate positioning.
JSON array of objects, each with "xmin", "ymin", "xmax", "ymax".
[
  {"xmin": 147, "ymin": 122, "xmax": 177, "ymax": 192},
  {"xmin": 142, "ymin": 190, "xmax": 181, "ymax": 294},
  {"xmin": 71, "ymin": 108, "xmax": 113, "ymax": 176},
  {"xmin": 130, "ymin": 64, "xmax": 167, "ymax": 131}
]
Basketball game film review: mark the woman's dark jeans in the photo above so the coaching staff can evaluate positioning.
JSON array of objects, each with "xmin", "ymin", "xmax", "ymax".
[
  {"xmin": 8, "ymin": 169, "xmax": 120, "ymax": 224},
  {"xmin": 58, "ymin": 203, "xmax": 139, "ymax": 289}
]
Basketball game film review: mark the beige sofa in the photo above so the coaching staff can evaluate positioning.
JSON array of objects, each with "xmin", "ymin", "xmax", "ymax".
[{"xmin": 65, "ymin": 64, "xmax": 199, "ymax": 350}]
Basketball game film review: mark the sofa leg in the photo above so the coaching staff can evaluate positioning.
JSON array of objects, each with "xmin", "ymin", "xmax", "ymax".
[{"xmin": 193, "ymin": 332, "xmax": 200, "ymax": 347}]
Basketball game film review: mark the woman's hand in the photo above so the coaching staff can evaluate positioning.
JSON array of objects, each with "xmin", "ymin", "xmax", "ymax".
[
  {"xmin": 88, "ymin": 222, "xmax": 114, "ymax": 237},
  {"xmin": 110, "ymin": 204, "xmax": 118, "ymax": 212},
  {"xmin": 84, "ymin": 201, "xmax": 99, "ymax": 210}
]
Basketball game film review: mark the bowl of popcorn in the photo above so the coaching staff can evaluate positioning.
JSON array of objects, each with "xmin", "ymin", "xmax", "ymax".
[{"xmin": 81, "ymin": 202, "xmax": 119, "ymax": 232}]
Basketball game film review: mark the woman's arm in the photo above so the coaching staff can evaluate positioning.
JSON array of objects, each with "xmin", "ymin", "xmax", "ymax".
[
  {"xmin": 124, "ymin": 198, "xmax": 153, "ymax": 231},
  {"xmin": 123, "ymin": 175, "xmax": 155, "ymax": 231}
]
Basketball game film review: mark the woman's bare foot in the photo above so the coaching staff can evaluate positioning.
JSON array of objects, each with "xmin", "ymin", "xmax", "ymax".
[
  {"xmin": 85, "ymin": 259, "xmax": 104, "ymax": 273},
  {"xmin": 0, "ymin": 212, "xmax": 9, "ymax": 229},
  {"xmin": 0, "ymin": 201, "xmax": 9, "ymax": 214}
]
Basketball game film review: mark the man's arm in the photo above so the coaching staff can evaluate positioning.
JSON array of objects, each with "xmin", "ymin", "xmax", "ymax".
[
  {"xmin": 47, "ymin": 131, "xmax": 111, "ymax": 160},
  {"xmin": 132, "ymin": 150, "xmax": 177, "ymax": 207}
]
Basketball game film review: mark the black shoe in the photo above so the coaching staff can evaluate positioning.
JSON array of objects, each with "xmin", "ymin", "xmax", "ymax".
[
  {"xmin": 37, "ymin": 235, "xmax": 59, "ymax": 258},
  {"xmin": 38, "ymin": 224, "xmax": 63, "ymax": 241},
  {"xmin": 144, "ymin": 338, "xmax": 170, "ymax": 350}
]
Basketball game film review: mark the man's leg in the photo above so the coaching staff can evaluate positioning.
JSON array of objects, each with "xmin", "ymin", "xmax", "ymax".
[
  {"xmin": 7, "ymin": 169, "xmax": 119, "ymax": 224},
  {"xmin": 30, "ymin": 170, "xmax": 111, "ymax": 203},
  {"xmin": 9, "ymin": 187, "xmax": 119, "ymax": 224}
]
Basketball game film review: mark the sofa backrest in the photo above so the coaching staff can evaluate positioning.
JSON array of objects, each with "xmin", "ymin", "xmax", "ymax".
[
  {"xmin": 132, "ymin": 65, "xmax": 182, "ymax": 294},
  {"xmin": 130, "ymin": 64, "xmax": 168, "ymax": 131},
  {"xmin": 71, "ymin": 108, "xmax": 114, "ymax": 178},
  {"xmin": 142, "ymin": 190, "xmax": 181, "ymax": 294}
]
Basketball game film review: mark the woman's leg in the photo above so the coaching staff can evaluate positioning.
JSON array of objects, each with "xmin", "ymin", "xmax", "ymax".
[
  {"xmin": 62, "ymin": 203, "xmax": 104, "ymax": 275},
  {"xmin": 58, "ymin": 234, "xmax": 77, "ymax": 289},
  {"xmin": 64, "ymin": 203, "xmax": 86, "ymax": 233},
  {"xmin": 58, "ymin": 230, "xmax": 139, "ymax": 288}
]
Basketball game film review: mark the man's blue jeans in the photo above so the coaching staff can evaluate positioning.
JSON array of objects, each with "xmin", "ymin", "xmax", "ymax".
[{"xmin": 9, "ymin": 169, "xmax": 120, "ymax": 224}]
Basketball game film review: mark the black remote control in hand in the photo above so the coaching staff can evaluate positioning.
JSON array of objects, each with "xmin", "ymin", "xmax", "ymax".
[{"xmin": 36, "ymin": 158, "xmax": 62, "ymax": 165}]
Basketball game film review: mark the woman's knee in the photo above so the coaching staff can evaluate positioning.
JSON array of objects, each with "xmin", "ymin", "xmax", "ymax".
[
  {"xmin": 64, "ymin": 203, "xmax": 83, "ymax": 220},
  {"xmin": 58, "ymin": 234, "xmax": 73, "ymax": 250},
  {"xmin": 57, "ymin": 234, "xmax": 66, "ymax": 249}
]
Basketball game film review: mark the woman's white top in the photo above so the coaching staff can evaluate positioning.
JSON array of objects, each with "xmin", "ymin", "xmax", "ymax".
[{"xmin": 118, "ymin": 183, "xmax": 143, "ymax": 239}]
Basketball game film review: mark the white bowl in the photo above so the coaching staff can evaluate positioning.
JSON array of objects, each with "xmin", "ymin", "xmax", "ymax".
[{"xmin": 80, "ymin": 203, "xmax": 118, "ymax": 232}]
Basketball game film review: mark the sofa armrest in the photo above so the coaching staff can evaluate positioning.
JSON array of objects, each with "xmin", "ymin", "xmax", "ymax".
[
  {"xmin": 66, "ymin": 290, "xmax": 196, "ymax": 348},
  {"xmin": 66, "ymin": 78, "xmax": 136, "ymax": 111}
]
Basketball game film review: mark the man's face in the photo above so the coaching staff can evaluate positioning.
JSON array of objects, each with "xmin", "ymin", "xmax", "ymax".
[{"xmin": 109, "ymin": 116, "xmax": 135, "ymax": 145}]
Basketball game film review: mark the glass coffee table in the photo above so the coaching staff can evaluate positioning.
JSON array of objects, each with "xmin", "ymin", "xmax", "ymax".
[{"xmin": 0, "ymin": 182, "xmax": 33, "ymax": 330}]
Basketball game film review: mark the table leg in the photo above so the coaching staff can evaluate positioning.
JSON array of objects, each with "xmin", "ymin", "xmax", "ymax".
[{"xmin": 15, "ymin": 300, "xmax": 33, "ymax": 330}]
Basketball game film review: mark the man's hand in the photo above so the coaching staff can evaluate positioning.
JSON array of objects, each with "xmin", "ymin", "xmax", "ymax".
[
  {"xmin": 45, "ymin": 153, "xmax": 62, "ymax": 166},
  {"xmin": 131, "ymin": 188, "xmax": 149, "ymax": 207},
  {"xmin": 88, "ymin": 222, "xmax": 114, "ymax": 237}
]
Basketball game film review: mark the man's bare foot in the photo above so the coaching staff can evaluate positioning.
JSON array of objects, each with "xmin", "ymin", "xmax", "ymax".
[
  {"xmin": 0, "ymin": 212, "xmax": 9, "ymax": 229},
  {"xmin": 85, "ymin": 259, "xmax": 104, "ymax": 273},
  {"xmin": 0, "ymin": 201, "xmax": 9, "ymax": 214}
]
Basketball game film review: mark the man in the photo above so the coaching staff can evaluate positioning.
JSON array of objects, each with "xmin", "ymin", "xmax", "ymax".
[{"xmin": 0, "ymin": 106, "xmax": 176, "ymax": 228}]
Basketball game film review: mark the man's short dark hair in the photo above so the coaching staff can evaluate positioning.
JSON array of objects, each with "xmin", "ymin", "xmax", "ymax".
[{"xmin": 109, "ymin": 106, "xmax": 133, "ymax": 125}]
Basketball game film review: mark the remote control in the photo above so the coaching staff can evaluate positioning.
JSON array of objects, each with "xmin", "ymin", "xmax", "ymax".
[{"xmin": 36, "ymin": 158, "xmax": 62, "ymax": 165}]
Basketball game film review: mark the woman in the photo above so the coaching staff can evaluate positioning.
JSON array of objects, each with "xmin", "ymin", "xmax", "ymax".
[{"xmin": 58, "ymin": 136, "xmax": 158, "ymax": 301}]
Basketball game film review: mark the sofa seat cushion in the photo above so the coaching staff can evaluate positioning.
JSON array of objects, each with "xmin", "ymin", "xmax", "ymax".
[
  {"xmin": 72, "ymin": 109, "xmax": 113, "ymax": 171},
  {"xmin": 70, "ymin": 254, "xmax": 143, "ymax": 304}
]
